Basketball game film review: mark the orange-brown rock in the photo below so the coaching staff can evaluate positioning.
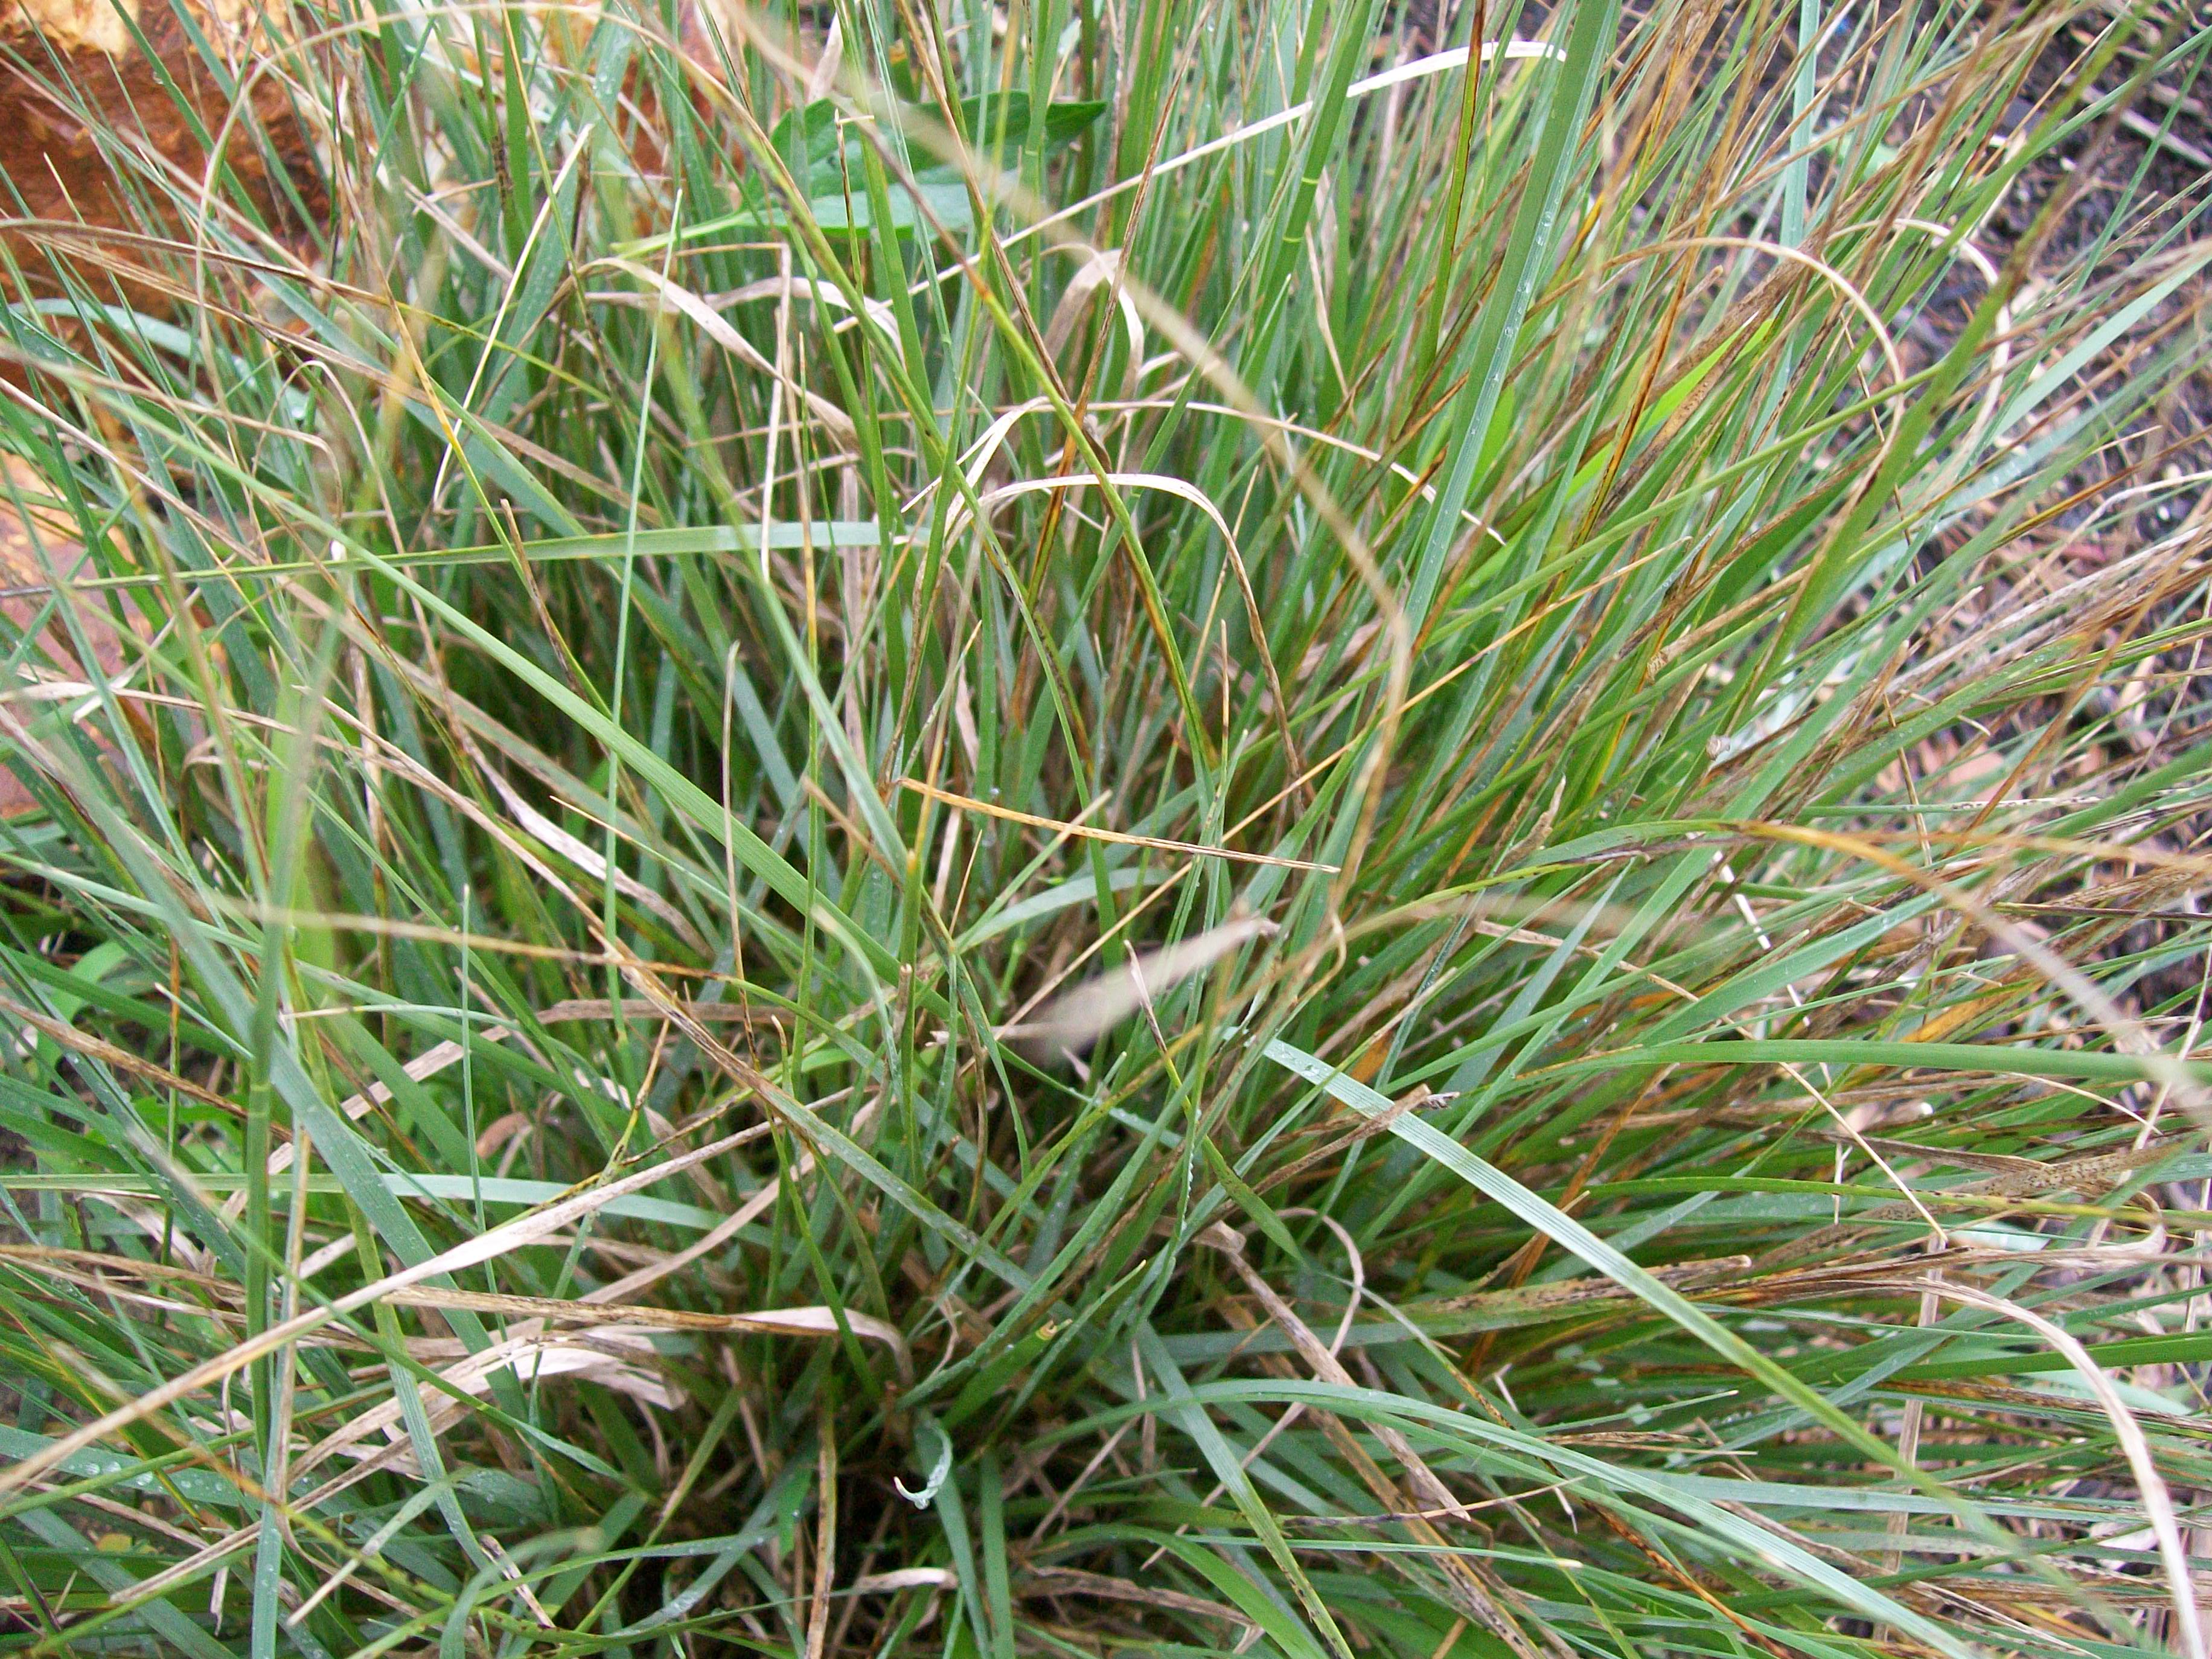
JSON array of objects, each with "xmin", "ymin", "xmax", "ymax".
[
  {"xmin": 3, "ymin": 0, "xmax": 313, "ymax": 817},
  {"xmin": 2, "ymin": 0, "xmax": 324, "ymax": 310}
]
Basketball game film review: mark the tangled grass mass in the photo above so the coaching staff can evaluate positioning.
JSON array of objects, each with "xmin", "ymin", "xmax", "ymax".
[{"xmin": 2, "ymin": 0, "xmax": 2211, "ymax": 1654}]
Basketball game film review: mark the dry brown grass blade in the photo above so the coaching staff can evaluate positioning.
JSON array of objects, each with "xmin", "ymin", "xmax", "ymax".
[
  {"xmin": 1014, "ymin": 1565, "xmax": 1253, "ymax": 1631},
  {"xmin": 901, "ymin": 778, "xmax": 1338, "ymax": 870},
  {"xmin": 1253, "ymin": 1085, "xmax": 1443, "ymax": 1196},
  {"xmin": 1207, "ymin": 1269, "xmax": 1565, "ymax": 1659},
  {"xmin": 0, "ymin": 1119, "xmax": 767, "ymax": 1500},
  {"xmin": 1759, "ymin": 1136, "xmax": 2184, "ymax": 1268},
  {"xmin": 383, "ymin": 1286, "xmax": 912, "ymax": 1375},
  {"xmin": 1410, "ymin": 1254, "xmax": 1754, "ymax": 1322},
  {"xmin": 1002, "ymin": 915, "xmax": 1279, "ymax": 1063},
  {"xmin": 1922, "ymin": 1281, "xmax": 2207, "ymax": 1659},
  {"xmin": 1202, "ymin": 1224, "xmax": 1470, "ymax": 1521},
  {"xmin": 0, "ymin": 988, "xmax": 252, "ymax": 1121}
]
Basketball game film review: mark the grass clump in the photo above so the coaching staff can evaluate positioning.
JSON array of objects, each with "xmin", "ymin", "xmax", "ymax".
[{"xmin": 2, "ymin": 0, "xmax": 2211, "ymax": 1653}]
